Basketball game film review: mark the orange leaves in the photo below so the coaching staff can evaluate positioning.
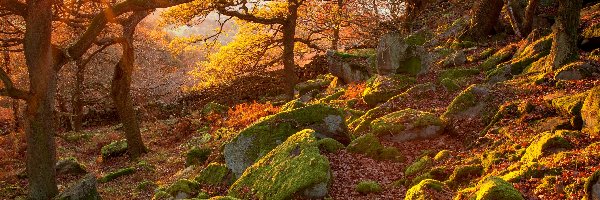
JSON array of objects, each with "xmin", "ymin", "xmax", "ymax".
[{"xmin": 224, "ymin": 101, "xmax": 280, "ymax": 130}]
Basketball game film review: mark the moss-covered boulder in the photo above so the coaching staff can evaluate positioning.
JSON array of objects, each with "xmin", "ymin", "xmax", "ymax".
[
  {"xmin": 441, "ymin": 84, "xmax": 497, "ymax": 124},
  {"xmin": 585, "ymin": 170, "xmax": 600, "ymax": 200},
  {"xmin": 350, "ymin": 83, "xmax": 435, "ymax": 134},
  {"xmin": 317, "ymin": 138, "xmax": 345, "ymax": 153},
  {"xmin": 195, "ymin": 163, "xmax": 232, "ymax": 185},
  {"xmin": 479, "ymin": 45, "xmax": 517, "ymax": 71},
  {"xmin": 294, "ymin": 74, "xmax": 336, "ymax": 96},
  {"xmin": 326, "ymin": 51, "xmax": 372, "ymax": 83},
  {"xmin": 438, "ymin": 68, "xmax": 480, "ymax": 83},
  {"xmin": 355, "ymin": 180, "xmax": 382, "ymax": 194},
  {"xmin": 362, "ymin": 74, "xmax": 416, "ymax": 106},
  {"xmin": 434, "ymin": 150, "xmax": 452, "ymax": 162},
  {"xmin": 280, "ymin": 99, "xmax": 306, "ymax": 112},
  {"xmin": 101, "ymin": 140, "xmax": 128, "ymax": 159},
  {"xmin": 376, "ymin": 33, "xmax": 432, "ymax": 76},
  {"xmin": 346, "ymin": 133, "xmax": 403, "ymax": 161},
  {"xmin": 512, "ymin": 34, "xmax": 553, "ymax": 73},
  {"xmin": 405, "ymin": 179, "xmax": 451, "ymax": 200},
  {"xmin": 458, "ymin": 176, "xmax": 524, "ymax": 200},
  {"xmin": 54, "ymin": 174, "xmax": 101, "ymax": 200},
  {"xmin": 55, "ymin": 157, "xmax": 87, "ymax": 175},
  {"xmin": 208, "ymin": 196, "xmax": 241, "ymax": 200},
  {"xmin": 223, "ymin": 104, "xmax": 350, "ymax": 176},
  {"xmin": 405, "ymin": 156, "xmax": 433, "ymax": 176},
  {"xmin": 185, "ymin": 147, "xmax": 211, "ymax": 167},
  {"xmin": 370, "ymin": 108, "xmax": 444, "ymax": 142},
  {"xmin": 502, "ymin": 162, "xmax": 560, "ymax": 183},
  {"xmin": 98, "ymin": 167, "xmax": 135, "ymax": 183},
  {"xmin": 446, "ymin": 165, "xmax": 483, "ymax": 187},
  {"xmin": 520, "ymin": 130, "xmax": 572, "ymax": 163},
  {"xmin": 227, "ymin": 130, "xmax": 331, "ymax": 200},
  {"xmin": 554, "ymin": 62, "xmax": 596, "ymax": 80},
  {"xmin": 156, "ymin": 179, "xmax": 201, "ymax": 199},
  {"xmin": 551, "ymin": 91, "xmax": 588, "ymax": 117},
  {"xmin": 582, "ymin": 86, "xmax": 600, "ymax": 136}
]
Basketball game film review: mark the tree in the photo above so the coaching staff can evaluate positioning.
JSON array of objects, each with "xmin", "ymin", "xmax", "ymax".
[
  {"xmin": 547, "ymin": 0, "xmax": 582, "ymax": 69},
  {"xmin": 0, "ymin": 0, "xmax": 194, "ymax": 198},
  {"xmin": 459, "ymin": 0, "xmax": 504, "ymax": 41}
]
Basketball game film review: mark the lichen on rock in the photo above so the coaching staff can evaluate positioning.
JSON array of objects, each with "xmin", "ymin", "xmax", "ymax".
[
  {"xmin": 362, "ymin": 74, "xmax": 416, "ymax": 106},
  {"xmin": 370, "ymin": 108, "xmax": 444, "ymax": 142}
]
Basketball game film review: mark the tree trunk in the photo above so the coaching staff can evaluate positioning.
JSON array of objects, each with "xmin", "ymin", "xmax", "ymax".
[
  {"xmin": 460, "ymin": 0, "xmax": 504, "ymax": 41},
  {"xmin": 548, "ymin": 0, "xmax": 582, "ymax": 69},
  {"xmin": 71, "ymin": 60, "xmax": 85, "ymax": 132},
  {"xmin": 331, "ymin": 0, "xmax": 343, "ymax": 50},
  {"xmin": 2, "ymin": 48, "xmax": 20, "ymax": 132},
  {"xmin": 282, "ymin": 3, "xmax": 300, "ymax": 99},
  {"xmin": 23, "ymin": 0, "xmax": 59, "ymax": 198},
  {"xmin": 522, "ymin": 0, "xmax": 539, "ymax": 35},
  {"xmin": 111, "ymin": 11, "xmax": 150, "ymax": 159}
]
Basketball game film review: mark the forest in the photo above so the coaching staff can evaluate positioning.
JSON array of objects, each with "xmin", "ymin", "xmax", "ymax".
[{"xmin": 1, "ymin": 0, "xmax": 600, "ymax": 199}]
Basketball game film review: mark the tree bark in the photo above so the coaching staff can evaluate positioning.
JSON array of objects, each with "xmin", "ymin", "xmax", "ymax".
[
  {"xmin": 111, "ymin": 11, "xmax": 150, "ymax": 158},
  {"xmin": 23, "ymin": 0, "xmax": 59, "ymax": 198},
  {"xmin": 282, "ymin": 2, "xmax": 300, "ymax": 99},
  {"xmin": 522, "ymin": 0, "xmax": 539, "ymax": 35},
  {"xmin": 72, "ymin": 60, "xmax": 85, "ymax": 132},
  {"xmin": 331, "ymin": 0, "xmax": 343, "ymax": 50},
  {"xmin": 548, "ymin": 0, "xmax": 582, "ymax": 69},
  {"xmin": 2, "ymin": 48, "xmax": 20, "ymax": 132},
  {"xmin": 459, "ymin": 0, "xmax": 504, "ymax": 41}
]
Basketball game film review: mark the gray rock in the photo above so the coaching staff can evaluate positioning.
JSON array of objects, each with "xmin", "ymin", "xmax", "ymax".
[
  {"xmin": 376, "ymin": 33, "xmax": 431, "ymax": 76},
  {"xmin": 326, "ymin": 51, "xmax": 371, "ymax": 83},
  {"xmin": 54, "ymin": 174, "xmax": 101, "ymax": 200},
  {"xmin": 56, "ymin": 157, "xmax": 87, "ymax": 175}
]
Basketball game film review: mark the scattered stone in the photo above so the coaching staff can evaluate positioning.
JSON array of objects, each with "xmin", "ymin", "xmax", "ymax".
[
  {"xmin": 441, "ymin": 84, "xmax": 497, "ymax": 124},
  {"xmin": 405, "ymin": 156, "xmax": 433, "ymax": 176},
  {"xmin": 405, "ymin": 179, "xmax": 451, "ymax": 200},
  {"xmin": 53, "ymin": 174, "xmax": 101, "ymax": 200},
  {"xmin": 195, "ymin": 162, "xmax": 231, "ymax": 185},
  {"xmin": 223, "ymin": 104, "xmax": 349, "ymax": 176},
  {"xmin": 100, "ymin": 140, "xmax": 128, "ymax": 159},
  {"xmin": 55, "ymin": 157, "xmax": 87, "ymax": 175},
  {"xmin": 185, "ymin": 146, "xmax": 211, "ymax": 166},
  {"xmin": 434, "ymin": 150, "xmax": 452, "ymax": 162},
  {"xmin": 370, "ymin": 108, "xmax": 444, "ymax": 142},
  {"xmin": 227, "ymin": 130, "xmax": 331, "ymax": 200},
  {"xmin": 294, "ymin": 74, "xmax": 336, "ymax": 96},
  {"xmin": 520, "ymin": 130, "xmax": 573, "ymax": 163},
  {"xmin": 582, "ymin": 86, "xmax": 600, "ymax": 136},
  {"xmin": 585, "ymin": 170, "xmax": 600, "ymax": 200},
  {"xmin": 346, "ymin": 133, "xmax": 403, "ymax": 161},
  {"xmin": 376, "ymin": 33, "xmax": 431, "ymax": 76},
  {"xmin": 98, "ymin": 167, "xmax": 135, "ymax": 183},
  {"xmin": 554, "ymin": 62, "xmax": 596, "ymax": 80},
  {"xmin": 317, "ymin": 138, "xmax": 345, "ymax": 153},
  {"xmin": 457, "ymin": 176, "xmax": 524, "ymax": 200},
  {"xmin": 326, "ymin": 50, "xmax": 372, "ymax": 83},
  {"xmin": 355, "ymin": 180, "xmax": 382, "ymax": 194},
  {"xmin": 362, "ymin": 74, "xmax": 416, "ymax": 106}
]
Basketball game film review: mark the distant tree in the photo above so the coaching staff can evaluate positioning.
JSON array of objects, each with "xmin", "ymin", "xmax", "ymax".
[{"xmin": 459, "ymin": 0, "xmax": 504, "ymax": 41}]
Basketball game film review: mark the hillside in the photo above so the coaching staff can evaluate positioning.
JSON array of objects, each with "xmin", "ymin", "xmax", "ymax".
[{"xmin": 1, "ymin": 0, "xmax": 600, "ymax": 199}]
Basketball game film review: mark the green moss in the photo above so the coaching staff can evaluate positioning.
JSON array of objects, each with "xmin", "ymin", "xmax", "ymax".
[
  {"xmin": 405, "ymin": 179, "xmax": 448, "ymax": 200},
  {"xmin": 438, "ymin": 68, "xmax": 480, "ymax": 82},
  {"xmin": 347, "ymin": 133, "xmax": 383, "ymax": 157},
  {"xmin": 582, "ymin": 86, "xmax": 600, "ymax": 136},
  {"xmin": 317, "ymin": 138, "xmax": 345, "ymax": 153},
  {"xmin": 318, "ymin": 90, "xmax": 345, "ymax": 103},
  {"xmin": 446, "ymin": 165, "xmax": 483, "ymax": 187},
  {"xmin": 451, "ymin": 40, "xmax": 476, "ymax": 49},
  {"xmin": 295, "ymin": 74, "xmax": 335, "ymax": 96},
  {"xmin": 534, "ymin": 176, "xmax": 557, "ymax": 194},
  {"xmin": 280, "ymin": 99, "xmax": 306, "ymax": 112},
  {"xmin": 224, "ymin": 104, "xmax": 348, "ymax": 176},
  {"xmin": 441, "ymin": 78, "xmax": 460, "ymax": 92},
  {"xmin": 405, "ymin": 156, "xmax": 433, "ymax": 176},
  {"xmin": 165, "ymin": 179, "xmax": 201, "ymax": 197},
  {"xmin": 520, "ymin": 131, "xmax": 572, "ymax": 163},
  {"xmin": 502, "ymin": 162, "xmax": 561, "ymax": 182},
  {"xmin": 481, "ymin": 151, "xmax": 503, "ymax": 172},
  {"xmin": 195, "ymin": 162, "xmax": 231, "ymax": 185},
  {"xmin": 469, "ymin": 47, "xmax": 495, "ymax": 62},
  {"xmin": 399, "ymin": 56, "xmax": 423, "ymax": 75},
  {"xmin": 227, "ymin": 130, "xmax": 330, "ymax": 200},
  {"xmin": 433, "ymin": 150, "xmax": 452, "ymax": 162},
  {"xmin": 362, "ymin": 75, "xmax": 416, "ymax": 105},
  {"xmin": 474, "ymin": 177, "xmax": 524, "ymax": 200},
  {"xmin": 379, "ymin": 146, "xmax": 404, "ymax": 161},
  {"xmin": 441, "ymin": 85, "xmax": 478, "ymax": 120},
  {"xmin": 371, "ymin": 108, "xmax": 443, "ymax": 136},
  {"xmin": 585, "ymin": 170, "xmax": 600, "ymax": 200},
  {"xmin": 479, "ymin": 45, "xmax": 516, "ymax": 71},
  {"xmin": 186, "ymin": 147, "xmax": 211, "ymax": 166},
  {"xmin": 202, "ymin": 102, "xmax": 228, "ymax": 115},
  {"xmin": 355, "ymin": 180, "xmax": 382, "ymax": 194},
  {"xmin": 551, "ymin": 91, "xmax": 588, "ymax": 117},
  {"xmin": 208, "ymin": 196, "xmax": 242, "ymax": 200},
  {"xmin": 405, "ymin": 33, "xmax": 428, "ymax": 46},
  {"xmin": 99, "ymin": 167, "xmax": 135, "ymax": 183},
  {"xmin": 197, "ymin": 191, "xmax": 210, "ymax": 199},
  {"xmin": 136, "ymin": 180, "xmax": 157, "ymax": 191},
  {"xmin": 101, "ymin": 140, "xmax": 128, "ymax": 159}
]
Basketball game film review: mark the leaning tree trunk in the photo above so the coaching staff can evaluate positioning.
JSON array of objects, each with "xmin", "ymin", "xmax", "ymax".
[
  {"xmin": 23, "ymin": 0, "xmax": 59, "ymax": 198},
  {"xmin": 111, "ymin": 11, "xmax": 150, "ymax": 159},
  {"xmin": 282, "ymin": 3, "xmax": 300, "ymax": 99},
  {"xmin": 548, "ymin": 0, "xmax": 582, "ymax": 69},
  {"xmin": 459, "ymin": 0, "xmax": 504, "ymax": 41},
  {"xmin": 71, "ymin": 60, "xmax": 85, "ymax": 132}
]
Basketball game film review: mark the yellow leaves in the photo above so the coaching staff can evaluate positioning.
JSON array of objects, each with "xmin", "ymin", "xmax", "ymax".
[{"xmin": 159, "ymin": 0, "xmax": 216, "ymax": 26}]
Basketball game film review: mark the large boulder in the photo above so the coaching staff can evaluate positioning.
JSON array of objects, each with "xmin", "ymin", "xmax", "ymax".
[
  {"xmin": 582, "ymin": 86, "xmax": 600, "ymax": 136},
  {"xmin": 554, "ymin": 62, "xmax": 596, "ymax": 81},
  {"xmin": 223, "ymin": 104, "xmax": 349, "ymax": 176},
  {"xmin": 54, "ymin": 174, "xmax": 101, "ymax": 200},
  {"xmin": 228, "ymin": 130, "xmax": 331, "ymax": 200},
  {"xmin": 405, "ymin": 179, "xmax": 451, "ymax": 200},
  {"xmin": 376, "ymin": 33, "xmax": 431, "ymax": 76},
  {"xmin": 370, "ymin": 108, "xmax": 444, "ymax": 142},
  {"xmin": 456, "ymin": 176, "xmax": 524, "ymax": 200},
  {"xmin": 55, "ymin": 157, "xmax": 87, "ymax": 175},
  {"xmin": 326, "ymin": 50, "xmax": 372, "ymax": 83},
  {"xmin": 441, "ymin": 84, "xmax": 497, "ymax": 124},
  {"xmin": 362, "ymin": 74, "xmax": 416, "ymax": 106},
  {"xmin": 294, "ymin": 74, "xmax": 336, "ymax": 96},
  {"xmin": 520, "ymin": 130, "xmax": 572, "ymax": 163},
  {"xmin": 586, "ymin": 170, "xmax": 600, "ymax": 200}
]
